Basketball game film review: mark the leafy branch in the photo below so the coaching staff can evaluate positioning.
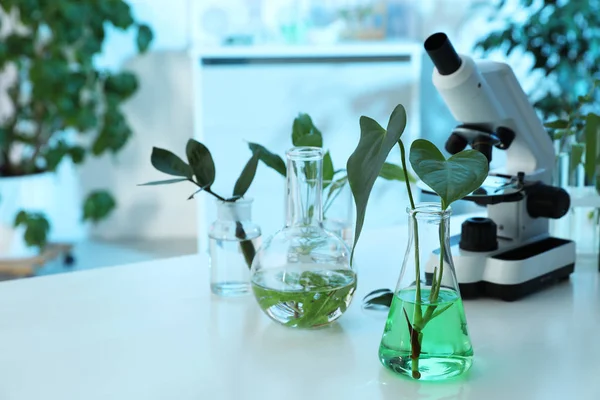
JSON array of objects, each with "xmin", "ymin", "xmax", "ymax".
[
  {"xmin": 248, "ymin": 113, "xmax": 414, "ymax": 225},
  {"xmin": 346, "ymin": 104, "xmax": 488, "ymax": 379},
  {"xmin": 140, "ymin": 139, "xmax": 261, "ymax": 268}
]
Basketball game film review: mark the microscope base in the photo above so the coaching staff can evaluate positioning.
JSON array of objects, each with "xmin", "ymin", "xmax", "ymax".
[
  {"xmin": 427, "ymin": 236, "xmax": 576, "ymax": 302},
  {"xmin": 458, "ymin": 262, "xmax": 574, "ymax": 301}
]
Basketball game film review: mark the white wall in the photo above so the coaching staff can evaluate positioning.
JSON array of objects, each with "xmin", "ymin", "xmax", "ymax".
[
  {"xmin": 80, "ymin": 0, "xmax": 199, "ymax": 241},
  {"xmin": 198, "ymin": 56, "xmax": 421, "ymax": 246}
]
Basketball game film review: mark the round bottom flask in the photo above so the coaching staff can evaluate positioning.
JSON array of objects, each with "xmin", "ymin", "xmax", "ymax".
[{"xmin": 250, "ymin": 147, "xmax": 356, "ymax": 329}]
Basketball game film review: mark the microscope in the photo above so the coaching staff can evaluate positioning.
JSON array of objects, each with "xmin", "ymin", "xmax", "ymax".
[{"xmin": 422, "ymin": 33, "xmax": 576, "ymax": 301}]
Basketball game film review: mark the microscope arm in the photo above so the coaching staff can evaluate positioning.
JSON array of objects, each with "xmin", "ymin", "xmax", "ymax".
[{"xmin": 426, "ymin": 33, "xmax": 555, "ymax": 184}]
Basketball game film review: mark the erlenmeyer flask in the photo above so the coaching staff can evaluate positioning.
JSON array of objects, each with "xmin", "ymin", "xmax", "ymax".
[
  {"xmin": 250, "ymin": 147, "xmax": 356, "ymax": 329},
  {"xmin": 379, "ymin": 203, "xmax": 473, "ymax": 381}
]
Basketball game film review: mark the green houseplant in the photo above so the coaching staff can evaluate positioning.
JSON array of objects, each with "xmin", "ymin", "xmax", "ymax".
[
  {"xmin": 248, "ymin": 112, "xmax": 414, "ymax": 243},
  {"xmin": 0, "ymin": 0, "xmax": 153, "ymax": 252},
  {"xmin": 475, "ymin": 0, "xmax": 600, "ymax": 120},
  {"xmin": 475, "ymin": 0, "xmax": 600, "ymax": 191},
  {"xmin": 346, "ymin": 104, "xmax": 488, "ymax": 380},
  {"xmin": 140, "ymin": 139, "xmax": 262, "ymax": 296}
]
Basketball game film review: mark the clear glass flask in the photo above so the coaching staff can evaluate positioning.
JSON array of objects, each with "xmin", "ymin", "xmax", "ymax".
[
  {"xmin": 250, "ymin": 147, "xmax": 356, "ymax": 329},
  {"xmin": 379, "ymin": 203, "xmax": 473, "ymax": 381},
  {"xmin": 208, "ymin": 198, "xmax": 261, "ymax": 297}
]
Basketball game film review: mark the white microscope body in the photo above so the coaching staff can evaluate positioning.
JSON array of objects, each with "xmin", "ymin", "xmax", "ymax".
[{"xmin": 423, "ymin": 33, "xmax": 576, "ymax": 301}]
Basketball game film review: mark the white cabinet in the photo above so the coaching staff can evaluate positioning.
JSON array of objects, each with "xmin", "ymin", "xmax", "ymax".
[{"xmin": 193, "ymin": 43, "xmax": 422, "ymax": 250}]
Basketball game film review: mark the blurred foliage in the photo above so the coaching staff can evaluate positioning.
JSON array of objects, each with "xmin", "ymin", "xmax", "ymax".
[
  {"xmin": 83, "ymin": 190, "xmax": 117, "ymax": 223},
  {"xmin": 0, "ymin": 0, "xmax": 154, "ymax": 249},
  {"xmin": 476, "ymin": 0, "xmax": 600, "ymax": 190},
  {"xmin": 544, "ymin": 80, "xmax": 600, "ymax": 192},
  {"xmin": 14, "ymin": 210, "xmax": 50, "ymax": 248},
  {"xmin": 475, "ymin": 0, "xmax": 600, "ymax": 120}
]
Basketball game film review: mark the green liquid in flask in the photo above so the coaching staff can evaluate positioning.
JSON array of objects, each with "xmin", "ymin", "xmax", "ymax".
[
  {"xmin": 379, "ymin": 288, "xmax": 473, "ymax": 381},
  {"xmin": 252, "ymin": 267, "xmax": 356, "ymax": 329}
]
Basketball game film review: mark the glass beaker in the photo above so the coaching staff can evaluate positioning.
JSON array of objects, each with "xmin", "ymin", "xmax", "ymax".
[
  {"xmin": 379, "ymin": 203, "xmax": 473, "ymax": 381},
  {"xmin": 250, "ymin": 147, "xmax": 356, "ymax": 329},
  {"xmin": 208, "ymin": 198, "xmax": 261, "ymax": 297}
]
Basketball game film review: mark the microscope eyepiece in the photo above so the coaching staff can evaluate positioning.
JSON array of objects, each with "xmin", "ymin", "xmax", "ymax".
[{"xmin": 424, "ymin": 32, "xmax": 462, "ymax": 76}]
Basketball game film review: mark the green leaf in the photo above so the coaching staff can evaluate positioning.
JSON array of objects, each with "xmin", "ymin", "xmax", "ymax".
[
  {"xmin": 409, "ymin": 139, "xmax": 489, "ymax": 210},
  {"xmin": 584, "ymin": 113, "xmax": 600, "ymax": 181},
  {"xmin": 150, "ymin": 147, "xmax": 192, "ymax": 178},
  {"xmin": 138, "ymin": 178, "xmax": 188, "ymax": 186},
  {"xmin": 292, "ymin": 113, "xmax": 323, "ymax": 147},
  {"xmin": 378, "ymin": 162, "xmax": 415, "ymax": 182},
  {"xmin": 13, "ymin": 211, "xmax": 50, "ymax": 249},
  {"xmin": 544, "ymin": 119, "xmax": 569, "ymax": 129},
  {"xmin": 187, "ymin": 187, "xmax": 205, "ymax": 200},
  {"xmin": 185, "ymin": 139, "xmax": 216, "ymax": 188},
  {"xmin": 570, "ymin": 143, "xmax": 585, "ymax": 174},
  {"xmin": 322, "ymin": 151, "xmax": 334, "ymax": 188},
  {"xmin": 14, "ymin": 210, "xmax": 28, "ymax": 227},
  {"xmin": 431, "ymin": 302, "xmax": 454, "ymax": 319},
  {"xmin": 83, "ymin": 191, "xmax": 117, "ymax": 223},
  {"xmin": 248, "ymin": 142, "xmax": 286, "ymax": 176},
  {"xmin": 136, "ymin": 24, "xmax": 153, "ymax": 53},
  {"xmin": 363, "ymin": 292, "xmax": 394, "ymax": 309},
  {"xmin": 43, "ymin": 142, "xmax": 69, "ymax": 171},
  {"xmin": 69, "ymin": 146, "xmax": 86, "ymax": 164},
  {"xmin": 104, "ymin": 72, "xmax": 138, "ymax": 100},
  {"xmin": 346, "ymin": 104, "xmax": 407, "ymax": 262},
  {"xmin": 233, "ymin": 152, "xmax": 260, "ymax": 198}
]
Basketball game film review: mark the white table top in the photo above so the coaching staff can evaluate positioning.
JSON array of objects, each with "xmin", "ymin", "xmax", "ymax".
[{"xmin": 0, "ymin": 223, "xmax": 598, "ymax": 400}]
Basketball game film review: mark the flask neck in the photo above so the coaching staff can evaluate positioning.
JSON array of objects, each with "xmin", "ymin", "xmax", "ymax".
[
  {"xmin": 285, "ymin": 147, "xmax": 324, "ymax": 228},
  {"xmin": 399, "ymin": 202, "xmax": 459, "ymax": 293},
  {"xmin": 217, "ymin": 199, "xmax": 252, "ymax": 222},
  {"xmin": 407, "ymin": 204, "xmax": 452, "ymax": 250}
]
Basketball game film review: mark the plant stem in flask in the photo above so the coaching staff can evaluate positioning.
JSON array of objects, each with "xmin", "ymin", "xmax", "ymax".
[
  {"xmin": 251, "ymin": 266, "xmax": 357, "ymax": 329},
  {"xmin": 379, "ymin": 288, "xmax": 473, "ymax": 381}
]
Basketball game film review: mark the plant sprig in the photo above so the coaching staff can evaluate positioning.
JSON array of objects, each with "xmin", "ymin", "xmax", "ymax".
[
  {"xmin": 140, "ymin": 138, "xmax": 261, "ymax": 268},
  {"xmin": 346, "ymin": 104, "xmax": 488, "ymax": 379},
  {"xmin": 248, "ymin": 113, "xmax": 414, "ymax": 223}
]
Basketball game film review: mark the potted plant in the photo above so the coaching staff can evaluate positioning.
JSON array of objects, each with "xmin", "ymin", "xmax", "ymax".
[
  {"xmin": 248, "ymin": 112, "xmax": 413, "ymax": 245},
  {"xmin": 346, "ymin": 104, "xmax": 488, "ymax": 380},
  {"xmin": 0, "ymin": 1, "xmax": 153, "ymax": 257}
]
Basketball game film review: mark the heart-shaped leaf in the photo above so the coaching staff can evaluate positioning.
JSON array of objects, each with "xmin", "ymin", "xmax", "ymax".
[
  {"xmin": 233, "ymin": 152, "xmax": 260, "ymax": 198},
  {"xmin": 186, "ymin": 139, "xmax": 216, "ymax": 188},
  {"xmin": 151, "ymin": 147, "xmax": 192, "ymax": 178},
  {"xmin": 347, "ymin": 104, "xmax": 407, "ymax": 262},
  {"xmin": 248, "ymin": 142, "xmax": 286, "ymax": 176},
  {"xmin": 292, "ymin": 113, "xmax": 323, "ymax": 148},
  {"xmin": 409, "ymin": 139, "xmax": 489, "ymax": 209},
  {"xmin": 323, "ymin": 151, "xmax": 334, "ymax": 188}
]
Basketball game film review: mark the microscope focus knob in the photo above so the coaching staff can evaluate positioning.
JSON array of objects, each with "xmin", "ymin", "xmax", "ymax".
[
  {"xmin": 459, "ymin": 217, "xmax": 498, "ymax": 252},
  {"xmin": 445, "ymin": 132, "xmax": 468, "ymax": 154},
  {"xmin": 527, "ymin": 184, "xmax": 571, "ymax": 219}
]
